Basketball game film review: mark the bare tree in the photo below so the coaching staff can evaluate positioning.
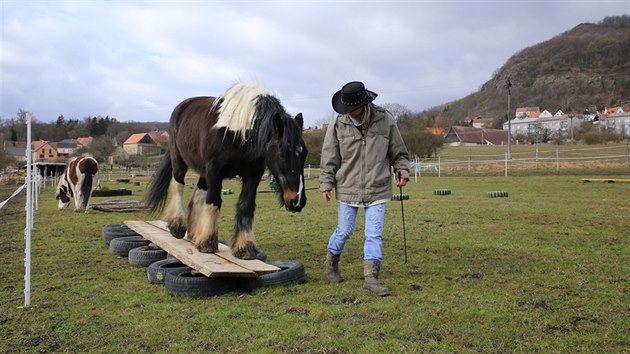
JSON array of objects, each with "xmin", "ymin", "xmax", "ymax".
[{"xmin": 381, "ymin": 103, "xmax": 412, "ymax": 120}]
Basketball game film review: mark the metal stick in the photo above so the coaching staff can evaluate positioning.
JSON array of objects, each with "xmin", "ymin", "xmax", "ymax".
[{"xmin": 398, "ymin": 172, "xmax": 407, "ymax": 263}]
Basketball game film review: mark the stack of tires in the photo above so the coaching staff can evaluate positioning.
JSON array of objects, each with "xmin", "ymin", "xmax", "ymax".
[
  {"xmin": 433, "ymin": 189, "xmax": 452, "ymax": 196},
  {"xmin": 391, "ymin": 194, "xmax": 409, "ymax": 201},
  {"xmin": 101, "ymin": 224, "xmax": 307, "ymax": 297},
  {"xmin": 487, "ymin": 191, "xmax": 509, "ymax": 198}
]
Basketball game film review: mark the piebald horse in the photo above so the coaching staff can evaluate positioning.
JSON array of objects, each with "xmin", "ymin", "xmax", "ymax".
[
  {"xmin": 55, "ymin": 155, "xmax": 99, "ymax": 212},
  {"xmin": 145, "ymin": 82, "xmax": 307, "ymax": 259}
]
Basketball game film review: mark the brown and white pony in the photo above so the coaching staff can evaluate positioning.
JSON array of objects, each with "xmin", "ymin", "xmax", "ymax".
[
  {"xmin": 145, "ymin": 82, "xmax": 307, "ymax": 259},
  {"xmin": 55, "ymin": 155, "xmax": 99, "ymax": 212}
]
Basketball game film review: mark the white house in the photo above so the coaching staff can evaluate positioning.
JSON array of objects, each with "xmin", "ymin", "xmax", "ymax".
[
  {"xmin": 503, "ymin": 114, "xmax": 580, "ymax": 139},
  {"xmin": 603, "ymin": 112, "xmax": 630, "ymax": 137}
]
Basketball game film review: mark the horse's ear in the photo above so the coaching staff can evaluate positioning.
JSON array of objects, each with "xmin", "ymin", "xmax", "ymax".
[
  {"xmin": 273, "ymin": 113, "xmax": 284, "ymax": 137},
  {"xmin": 295, "ymin": 113, "xmax": 304, "ymax": 130}
]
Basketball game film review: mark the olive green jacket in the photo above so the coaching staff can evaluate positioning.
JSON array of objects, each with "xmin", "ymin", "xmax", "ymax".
[{"xmin": 319, "ymin": 105, "xmax": 410, "ymax": 204}]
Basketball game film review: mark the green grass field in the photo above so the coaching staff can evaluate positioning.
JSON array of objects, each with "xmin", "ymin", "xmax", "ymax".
[{"xmin": 1, "ymin": 173, "xmax": 629, "ymax": 353}]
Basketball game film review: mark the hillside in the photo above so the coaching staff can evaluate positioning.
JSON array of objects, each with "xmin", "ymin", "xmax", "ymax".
[{"xmin": 424, "ymin": 15, "xmax": 630, "ymax": 127}]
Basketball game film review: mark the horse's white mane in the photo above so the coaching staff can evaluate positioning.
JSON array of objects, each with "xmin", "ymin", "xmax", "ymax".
[{"xmin": 213, "ymin": 82, "xmax": 267, "ymax": 139}]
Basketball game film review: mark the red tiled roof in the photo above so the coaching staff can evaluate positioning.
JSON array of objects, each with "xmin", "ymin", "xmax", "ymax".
[
  {"xmin": 76, "ymin": 137, "xmax": 93, "ymax": 146},
  {"xmin": 124, "ymin": 133, "xmax": 152, "ymax": 145},
  {"xmin": 426, "ymin": 127, "xmax": 445, "ymax": 136},
  {"xmin": 31, "ymin": 140, "xmax": 48, "ymax": 151}
]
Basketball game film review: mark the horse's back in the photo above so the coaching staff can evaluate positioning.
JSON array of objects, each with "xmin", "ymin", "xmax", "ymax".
[
  {"xmin": 78, "ymin": 156, "xmax": 99, "ymax": 175},
  {"xmin": 170, "ymin": 96, "xmax": 217, "ymax": 127},
  {"xmin": 169, "ymin": 96, "xmax": 223, "ymax": 174}
]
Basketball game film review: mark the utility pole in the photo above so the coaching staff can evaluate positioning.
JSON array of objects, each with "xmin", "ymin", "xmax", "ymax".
[{"xmin": 507, "ymin": 79, "xmax": 512, "ymax": 159}]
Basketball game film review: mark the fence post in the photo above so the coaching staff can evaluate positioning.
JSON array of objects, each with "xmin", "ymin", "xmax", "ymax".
[
  {"xmin": 505, "ymin": 152, "xmax": 508, "ymax": 177},
  {"xmin": 556, "ymin": 149, "xmax": 559, "ymax": 172},
  {"xmin": 468, "ymin": 148, "xmax": 471, "ymax": 174}
]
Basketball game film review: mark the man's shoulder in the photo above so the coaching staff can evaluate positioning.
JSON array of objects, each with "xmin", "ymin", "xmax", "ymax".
[{"xmin": 372, "ymin": 105, "xmax": 395, "ymax": 123}]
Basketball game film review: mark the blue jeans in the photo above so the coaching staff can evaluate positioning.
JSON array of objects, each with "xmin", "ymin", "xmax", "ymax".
[{"xmin": 327, "ymin": 202, "xmax": 387, "ymax": 261}]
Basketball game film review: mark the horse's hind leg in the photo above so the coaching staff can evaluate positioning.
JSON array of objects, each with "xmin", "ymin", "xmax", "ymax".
[
  {"xmin": 164, "ymin": 179, "xmax": 187, "ymax": 239},
  {"xmin": 186, "ymin": 178, "xmax": 208, "ymax": 242},
  {"xmin": 74, "ymin": 177, "xmax": 85, "ymax": 212},
  {"xmin": 229, "ymin": 174, "xmax": 261, "ymax": 259},
  {"xmin": 192, "ymin": 176, "xmax": 221, "ymax": 253}
]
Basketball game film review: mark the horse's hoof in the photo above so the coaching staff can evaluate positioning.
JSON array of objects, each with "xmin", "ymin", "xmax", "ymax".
[
  {"xmin": 232, "ymin": 244, "xmax": 259, "ymax": 260},
  {"xmin": 169, "ymin": 223, "xmax": 187, "ymax": 239},
  {"xmin": 196, "ymin": 239, "xmax": 218, "ymax": 254}
]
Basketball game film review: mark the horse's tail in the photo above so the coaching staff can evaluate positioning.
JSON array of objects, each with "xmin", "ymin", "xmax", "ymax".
[
  {"xmin": 80, "ymin": 158, "xmax": 98, "ymax": 209},
  {"xmin": 145, "ymin": 150, "xmax": 172, "ymax": 213}
]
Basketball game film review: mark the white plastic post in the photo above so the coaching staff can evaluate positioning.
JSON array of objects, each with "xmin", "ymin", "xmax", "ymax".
[
  {"xmin": 24, "ymin": 113, "xmax": 32, "ymax": 308},
  {"xmin": 414, "ymin": 156, "xmax": 418, "ymax": 183}
]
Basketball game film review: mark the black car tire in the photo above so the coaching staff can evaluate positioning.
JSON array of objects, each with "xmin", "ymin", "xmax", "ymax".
[
  {"xmin": 239, "ymin": 260, "xmax": 306, "ymax": 291},
  {"xmin": 147, "ymin": 259, "xmax": 191, "ymax": 285},
  {"xmin": 164, "ymin": 269, "xmax": 237, "ymax": 297},
  {"xmin": 109, "ymin": 235, "xmax": 150, "ymax": 257},
  {"xmin": 128, "ymin": 244, "xmax": 168, "ymax": 267}
]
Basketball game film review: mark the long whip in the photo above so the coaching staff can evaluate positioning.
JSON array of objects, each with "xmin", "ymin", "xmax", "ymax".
[{"xmin": 397, "ymin": 172, "xmax": 408, "ymax": 264}]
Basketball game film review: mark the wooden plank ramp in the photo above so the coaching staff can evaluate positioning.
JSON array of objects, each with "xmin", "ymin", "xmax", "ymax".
[
  {"xmin": 124, "ymin": 220, "xmax": 280, "ymax": 278},
  {"xmin": 581, "ymin": 178, "xmax": 630, "ymax": 183}
]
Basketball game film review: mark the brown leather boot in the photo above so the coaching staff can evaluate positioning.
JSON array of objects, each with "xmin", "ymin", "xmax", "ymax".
[
  {"xmin": 325, "ymin": 251, "xmax": 343, "ymax": 283},
  {"xmin": 363, "ymin": 260, "xmax": 391, "ymax": 296}
]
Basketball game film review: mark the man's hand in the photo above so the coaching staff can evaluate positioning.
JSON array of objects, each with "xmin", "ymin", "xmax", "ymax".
[
  {"xmin": 396, "ymin": 178, "xmax": 408, "ymax": 187},
  {"xmin": 322, "ymin": 190, "xmax": 332, "ymax": 202}
]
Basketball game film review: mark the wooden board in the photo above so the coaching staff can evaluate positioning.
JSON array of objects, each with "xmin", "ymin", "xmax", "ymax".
[
  {"xmin": 124, "ymin": 220, "xmax": 280, "ymax": 278},
  {"xmin": 581, "ymin": 178, "xmax": 630, "ymax": 183}
]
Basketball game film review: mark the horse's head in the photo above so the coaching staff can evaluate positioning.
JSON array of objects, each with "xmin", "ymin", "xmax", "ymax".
[
  {"xmin": 55, "ymin": 181, "xmax": 72, "ymax": 210},
  {"xmin": 265, "ymin": 112, "xmax": 308, "ymax": 213}
]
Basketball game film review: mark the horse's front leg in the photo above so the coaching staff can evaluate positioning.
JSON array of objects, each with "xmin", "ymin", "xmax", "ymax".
[
  {"xmin": 191, "ymin": 173, "xmax": 222, "ymax": 253},
  {"xmin": 229, "ymin": 175, "xmax": 261, "ymax": 259}
]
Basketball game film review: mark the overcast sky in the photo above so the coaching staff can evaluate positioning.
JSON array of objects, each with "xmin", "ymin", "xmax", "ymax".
[{"xmin": 1, "ymin": 1, "xmax": 628, "ymax": 128}]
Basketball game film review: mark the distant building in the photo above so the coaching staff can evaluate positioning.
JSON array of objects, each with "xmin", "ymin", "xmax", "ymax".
[
  {"xmin": 504, "ymin": 113, "xmax": 580, "ymax": 140},
  {"xmin": 602, "ymin": 111, "xmax": 630, "ymax": 137},
  {"xmin": 147, "ymin": 130, "xmax": 169, "ymax": 145},
  {"xmin": 515, "ymin": 106, "xmax": 540, "ymax": 119},
  {"xmin": 444, "ymin": 126, "xmax": 513, "ymax": 146},
  {"xmin": 76, "ymin": 137, "xmax": 94, "ymax": 147},
  {"xmin": 4, "ymin": 142, "xmax": 27, "ymax": 163},
  {"xmin": 539, "ymin": 110, "xmax": 553, "ymax": 118},
  {"xmin": 56, "ymin": 139, "xmax": 79, "ymax": 157},
  {"xmin": 32, "ymin": 140, "xmax": 59, "ymax": 162},
  {"xmin": 123, "ymin": 133, "xmax": 161, "ymax": 156}
]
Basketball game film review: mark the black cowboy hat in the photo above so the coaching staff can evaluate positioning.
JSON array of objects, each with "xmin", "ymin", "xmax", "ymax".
[{"xmin": 331, "ymin": 81, "xmax": 378, "ymax": 114}]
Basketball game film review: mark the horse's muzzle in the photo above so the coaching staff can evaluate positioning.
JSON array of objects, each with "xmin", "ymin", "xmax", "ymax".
[{"xmin": 283, "ymin": 191, "xmax": 306, "ymax": 213}]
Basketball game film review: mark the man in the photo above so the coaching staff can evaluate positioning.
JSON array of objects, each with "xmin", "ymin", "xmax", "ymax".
[{"xmin": 319, "ymin": 81, "xmax": 410, "ymax": 296}]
